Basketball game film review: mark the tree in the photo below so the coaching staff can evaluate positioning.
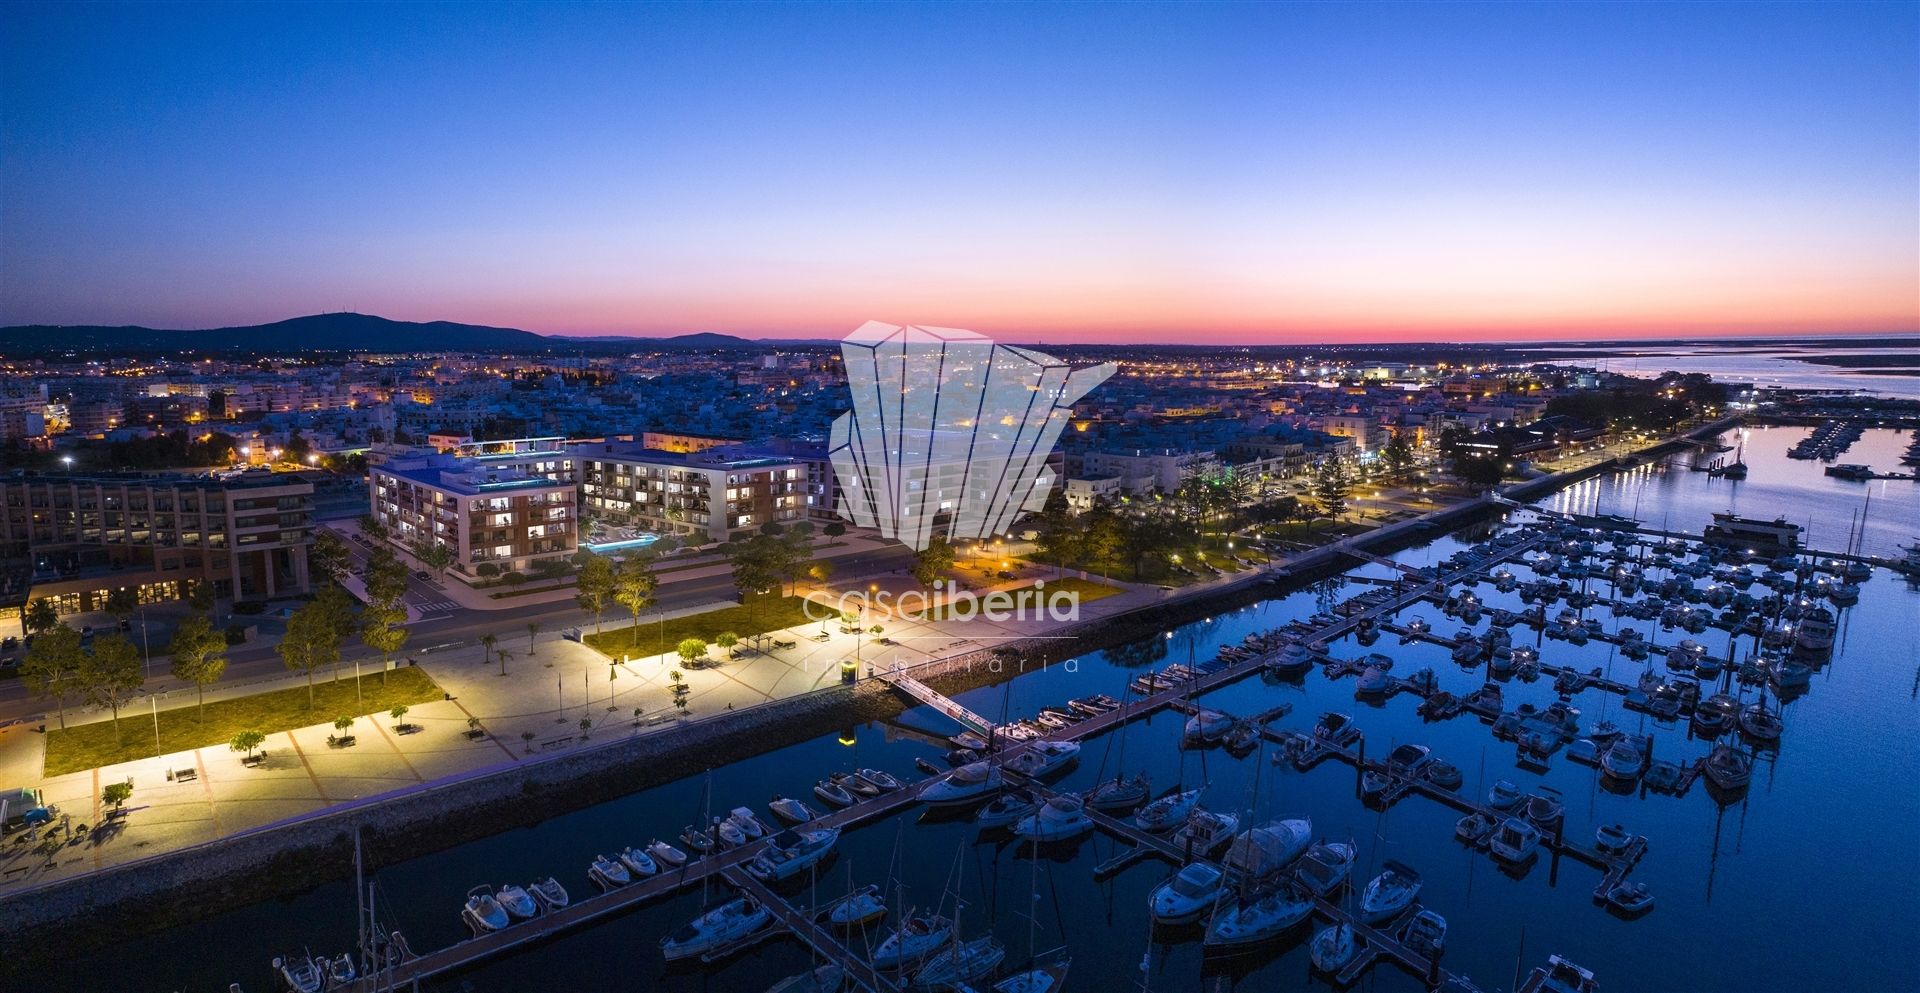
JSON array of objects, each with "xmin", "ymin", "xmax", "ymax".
[
  {"xmin": 715, "ymin": 631, "xmax": 739, "ymax": 658},
  {"xmin": 80, "ymin": 633, "xmax": 144, "ymax": 741},
  {"xmin": 279, "ymin": 596, "xmax": 344, "ymax": 708},
  {"xmin": 230, "ymin": 729, "xmax": 266, "ymax": 762},
  {"xmin": 21, "ymin": 623, "xmax": 82, "ymax": 728},
  {"xmin": 23, "ymin": 598, "xmax": 59, "ymax": 637},
  {"xmin": 103, "ymin": 587, "xmax": 139, "ymax": 632},
  {"xmin": 184, "ymin": 578, "xmax": 217, "ymax": 614},
  {"xmin": 911, "ymin": 536, "xmax": 956, "ymax": 588},
  {"xmin": 169, "ymin": 612, "xmax": 229, "ymax": 720},
  {"xmin": 807, "ymin": 559, "xmax": 835, "ymax": 586},
  {"xmin": 822, "ymin": 521, "xmax": 846, "ymax": 539},
  {"xmin": 310, "ymin": 529, "xmax": 350, "ymax": 586},
  {"xmin": 614, "ymin": 556, "xmax": 659, "ymax": 640},
  {"xmin": 332, "ymin": 715, "xmax": 355, "ymax": 742},
  {"xmin": 359, "ymin": 604, "xmax": 409, "ymax": 688},
  {"xmin": 480, "ymin": 633, "xmax": 498, "ymax": 669},
  {"xmin": 676, "ymin": 638, "xmax": 708, "ymax": 668},
  {"xmin": 1382, "ymin": 433, "xmax": 1415, "ymax": 483},
  {"xmin": 358, "ymin": 513, "xmax": 390, "ymax": 544},
  {"xmin": 526, "ymin": 621, "xmax": 541, "ymax": 654},
  {"xmin": 495, "ymin": 647, "xmax": 515, "ymax": 677},
  {"xmin": 576, "ymin": 553, "xmax": 615, "ymax": 632},
  {"xmin": 390, "ymin": 703, "xmax": 410, "ymax": 727},
  {"xmin": 1313, "ymin": 456, "xmax": 1350, "ymax": 520},
  {"xmin": 364, "ymin": 546, "xmax": 409, "ymax": 610},
  {"xmin": 409, "ymin": 537, "xmax": 454, "ymax": 579},
  {"xmin": 1080, "ymin": 500, "xmax": 1124, "ymax": 576},
  {"xmin": 1029, "ymin": 489, "xmax": 1082, "ymax": 571},
  {"xmin": 102, "ymin": 781, "xmax": 133, "ymax": 814},
  {"xmin": 722, "ymin": 534, "xmax": 792, "ymax": 617}
]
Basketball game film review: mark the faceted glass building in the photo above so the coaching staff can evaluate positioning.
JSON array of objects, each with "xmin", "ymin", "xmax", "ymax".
[{"xmin": 829, "ymin": 321, "xmax": 1114, "ymax": 550}]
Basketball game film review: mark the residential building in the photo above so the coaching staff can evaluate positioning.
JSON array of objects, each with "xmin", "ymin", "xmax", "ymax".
[
  {"xmin": 370, "ymin": 454, "xmax": 577, "ymax": 580},
  {"xmin": 574, "ymin": 442, "xmax": 804, "ymax": 544}
]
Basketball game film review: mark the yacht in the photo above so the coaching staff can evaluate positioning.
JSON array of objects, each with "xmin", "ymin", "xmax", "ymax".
[
  {"xmin": 1149, "ymin": 862, "xmax": 1225, "ymax": 925},
  {"xmin": 1309, "ymin": 922, "xmax": 1358, "ymax": 972},
  {"xmin": 1224, "ymin": 817, "xmax": 1313, "ymax": 877},
  {"xmin": 1403, "ymin": 909, "xmax": 1447, "ymax": 957},
  {"xmin": 872, "ymin": 914, "xmax": 954, "ymax": 970},
  {"xmin": 1488, "ymin": 817, "xmax": 1542, "ymax": 863},
  {"xmin": 647, "ymin": 839, "xmax": 689, "ymax": 867},
  {"xmin": 619, "ymin": 846, "xmax": 660, "ymax": 879},
  {"xmin": 991, "ymin": 959, "xmax": 1071, "ymax": 993},
  {"xmin": 1599, "ymin": 739, "xmax": 1646, "ymax": 783},
  {"xmin": 1204, "ymin": 884, "xmax": 1313, "ymax": 950},
  {"xmin": 1295, "ymin": 841, "xmax": 1357, "ymax": 895},
  {"xmin": 461, "ymin": 886, "xmax": 511, "ymax": 934},
  {"xmin": 495, "ymin": 883, "xmax": 537, "ymax": 921},
  {"xmin": 1083, "ymin": 771, "xmax": 1151, "ymax": 812},
  {"xmin": 1703, "ymin": 742, "xmax": 1753, "ymax": 792},
  {"xmin": 920, "ymin": 762, "xmax": 1004, "ymax": 807},
  {"xmin": 588, "ymin": 854, "xmax": 630, "ymax": 890},
  {"xmin": 1013, "ymin": 795, "xmax": 1094, "ymax": 843},
  {"xmin": 1004, "ymin": 740, "xmax": 1080, "ymax": 779},
  {"xmin": 1183, "ymin": 708, "xmax": 1233, "ymax": 744},
  {"xmin": 856, "ymin": 768, "xmax": 905, "ymax": 792},
  {"xmin": 1486, "ymin": 779, "xmax": 1523, "ymax": 809},
  {"xmin": 976, "ymin": 789, "xmax": 1039, "ymax": 830},
  {"xmin": 727, "ymin": 807, "xmax": 768, "ymax": 839},
  {"xmin": 813, "ymin": 778, "xmax": 856, "ymax": 808},
  {"xmin": 769, "ymin": 794, "xmax": 818, "ymax": 825},
  {"xmin": 529, "ymin": 876, "xmax": 569, "ymax": 912},
  {"xmin": 1354, "ymin": 664, "xmax": 1394, "ymax": 697},
  {"xmin": 914, "ymin": 936, "xmax": 1008, "ymax": 989},
  {"xmin": 1266, "ymin": 640, "xmax": 1314, "ymax": 675},
  {"xmin": 1359, "ymin": 861, "xmax": 1421, "ymax": 923},
  {"xmin": 745, "ymin": 827, "xmax": 841, "ymax": 882},
  {"xmin": 660, "ymin": 897, "xmax": 771, "ymax": 961},
  {"xmin": 1133, "ymin": 788, "xmax": 1202, "ymax": 832},
  {"xmin": 1171, "ymin": 808, "xmax": 1239, "ymax": 854},
  {"xmin": 825, "ymin": 884, "xmax": 887, "ymax": 929},
  {"xmin": 1794, "ymin": 613, "xmax": 1836, "ymax": 654}
]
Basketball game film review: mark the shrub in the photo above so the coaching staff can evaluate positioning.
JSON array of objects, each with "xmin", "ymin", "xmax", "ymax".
[
  {"xmin": 224, "ymin": 624, "xmax": 248, "ymax": 645},
  {"xmin": 231, "ymin": 600, "xmax": 267, "ymax": 615},
  {"xmin": 475, "ymin": 562, "xmax": 501, "ymax": 577},
  {"xmin": 501, "ymin": 572, "xmax": 529, "ymax": 586}
]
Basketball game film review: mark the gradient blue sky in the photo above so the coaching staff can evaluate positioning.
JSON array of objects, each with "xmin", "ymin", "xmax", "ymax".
[{"xmin": 3, "ymin": 1, "xmax": 1915, "ymax": 343}]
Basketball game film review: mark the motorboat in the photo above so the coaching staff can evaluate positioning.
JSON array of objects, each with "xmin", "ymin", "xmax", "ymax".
[
  {"xmin": 1309, "ymin": 922, "xmax": 1358, "ymax": 972},
  {"xmin": 1604, "ymin": 880, "xmax": 1656, "ymax": 915},
  {"xmin": 1183, "ymin": 708, "xmax": 1233, "ymax": 744},
  {"xmin": 1486, "ymin": 779, "xmax": 1523, "ymax": 809},
  {"xmin": 1403, "ymin": 909, "xmax": 1447, "ymax": 956},
  {"xmin": 1594, "ymin": 823, "xmax": 1632, "ymax": 853},
  {"xmin": 648, "ymin": 839, "xmax": 689, "ymax": 867},
  {"xmin": 1739, "ymin": 702, "xmax": 1783, "ymax": 740},
  {"xmin": 856, "ymin": 768, "xmax": 905, "ymax": 792},
  {"xmin": 272, "ymin": 954, "xmax": 324, "ymax": 993},
  {"xmin": 1068, "ymin": 694, "xmax": 1121, "ymax": 716},
  {"xmin": 976, "ymin": 789, "xmax": 1039, "ymax": 829},
  {"xmin": 813, "ymin": 778, "xmax": 857, "ymax": 808},
  {"xmin": 462, "ymin": 886, "xmax": 511, "ymax": 934},
  {"xmin": 1225, "ymin": 818, "xmax": 1312, "ymax": 877},
  {"xmin": 1133, "ymin": 788, "xmax": 1202, "ymax": 832},
  {"xmin": 872, "ymin": 914, "xmax": 954, "ymax": 970},
  {"xmin": 1171, "ymin": 808, "xmax": 1239, "ymax": 854},
  {"xmin": 767, "ymin": 964, "xmax": 846, "ymax": 993},
  {"xmin": 1425, "ymin": 759, "xmax": 1463, "ymax": 790},
  {"xmin": 991, "ymin": 959, "xmax": 1071, "ymax": 993},
  {"xmin": 325, "ymin": 953, "xmax": 356, "ymax": 987},
  {"xmin": 495, "ymin": 883, "xmax": 537, "ymax": 921},
  {"xmin": 1359, "ymin": 860, "xmax": 1421, "ymax": 923},
  {"xmin": 914, "ymin": 936, "xmax": 1008, "ymax": 989},
  {"xmin": 1599, "ymin": 739, "xmax": 1646, "ymax": 783},
  {"xmin": 745, "ymin": 828, "xmax": 841, "ymax": 882},
  {"xmin": 1311, "ymin": 712, "xmax": 1363, "ymax": 748},
  {"xmin": 1266, "ymin": 640, "xmax": 1314, "ymax": 675},
  {"xmin": 1004, "ymin": 740, "xmax": 1080, "ymax": 779},
  {"xmin": 1084, "ymin": 771, "xmax": 1151, "ymax": 812},
  {"xmin": 1770, "ymin": 660, "xmax": 1813, "ymax": 690},
  {"xmin": 834, "ymin": 771, "xmax": 881, "ymax": 798},
  {"xmin": 1455, "ymin": 811, "xmax": 1498, "ymax": 846},
  {"xmin": 1204, "ymin": 883, "xmax": 1313, "ymax": 949},
  {"xmin": 1523, "ymin": 788, "xmax": 1565, "ymax": 831},
  {"xmin": 529, "ymin": 876, "xmax": 569, "ymax": 912},
  {"xmin": 1703, "ymin": 742, "xmax": 1753, "ymax": 792},
  {"xmin": 680, "ymin": 824, "xmax": 715, "ymax": 853},
  {"xmin": 1013, "ymin": 795, "xmax": 1094, "ymax": 843},
  {"xmin": 1149, "ymin": 862, "xmax": 1225, "ymax": 925},
  {"xmin": 588, "ymin": 854, "xmax": 630, "ymax": 890},
  {"xmin": 714, "ymin": 817, "xmax": 747, "ymax": 848},
  {"xmin": 921, "ymin": 761, "xmax": 1005, "ymax": 807},
  {"xmin": 1488, "ymin": 817, "xmax": 1542, "ymax": 863},
  {"xmin": 769, "ymin": 794, "xmax": 818, "ymax": 825},
  {"xmin": 726, "ymin": 807, "xmax": 768, "ymax": 840},
  {"xmin": 1354, "ymin": 664, "xmax": 1395, "ymax": 697},
  {"xmin": 619, "ymin": 846, "xmax": 659, "ymax": 879},
  {"xmin": 825, "ymin": 884, "xmax": 887, "ymax": 928},
  {"xmin": 1295, "ymin": 841, "xmax": 1357, "ymax": 895},
  {"xmin": 660, "ymin": 897, "xmax": 770, "ymax": 961}
]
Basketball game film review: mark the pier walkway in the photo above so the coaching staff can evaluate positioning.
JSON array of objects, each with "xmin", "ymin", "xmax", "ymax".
[
  {"xmin": 877, "ymin": 663, "xmax": 997, "ymax": 736},
  {"xmin": 720, "ymin": 866, "xmax": 900, "ymax": 993}
]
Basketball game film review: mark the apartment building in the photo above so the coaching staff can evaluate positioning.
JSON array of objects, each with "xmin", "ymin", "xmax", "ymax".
[
  {"xmin": 0, "ymin": 469, "xmax": 315, "ymax": 615},
  {"xmin": 575, "ymin": 442, "xmax": 803, "ymax": 544},
  {"xmin": 370, "ymin": 454, "xmax": 577, "ymax": 580}
]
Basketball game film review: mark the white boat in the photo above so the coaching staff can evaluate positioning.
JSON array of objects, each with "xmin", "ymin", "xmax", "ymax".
[
  {"xmin": 588, "ymin": 854, "xmax": 630, "ymax": 890},
  {"xmin": 659, "ymin": 897, "xmax": 771, "ymax": 961},
  {"xmin": 1355, "ymin": 665, "xmax": 1394, "ymax": 697},
  {"xmin": 1309, "ymin": 922, "xmax": 1358, "ymax": 972},
  {"xmin": 1224, "ymin": 817, "xmax": 1312, "ymax": 877},
  {"xmin": 914, "ymin": 935, "xmax": 1007, "ymax": 989},
  {"xmin": 619, "ymin": 846, "xmax": 660, "ymax": 878},
  {"xmin": 921, "ymin": 761, "xmax": 1004, "ymax": 807},
  {"xmin": 991, "ymin": 959, "xmax": 1071, "ymax": 993},
  {"xmin": 529, "ymin": 876, "xmax": 569, "ymax": 912},
  {"xmin": 1083, "ymin": 771, "xmax": 1151, "ymax": 811},
  {"xmin": 647, "ymin": 839, "xmax": 689, "ymax": 867},
  {"xmin": 856, "ymin": 768, "xmax": 905, "ymax": 792},
  {"xmin": 1703, "ymin": 742, "xmax": 1753, "ymax": 792},
  {"xmin": 1486, "ymin": 779, "xmax": 1523, "ymax": 809},
  {"xmin": 1296, "ymin": 841, "xmax": 1357, "ymax": 895},
  {"xmin": 1133, "ymin": 788, "xmax": 1202, "ymax": 832},
  {"xmin": 1266, "ymin": 640, "xmax": 1314, "ymax": 674},
  {"xmin": 745, "ymin": 828, "xmax": 840, "ymax": 882},
  {"xmin": 496, "ymin": 883, "xmax": 537, "ymax": 920},
  {"xmin": 728, "ymin": 806, "xmax": 768, "ymax": 839},
  {"xmin": 1183, "ymin": 708, "xmax": 1233, "ymax": 743},
  {"xmin": 1456, "ymin": 811, "xmax": 1498, "ymax": 845},
  {"xmin": 714, "ymin": 817, "xmax": 747, "ymax": 847},
  {"xmin": 1595, "ymin": 823, "xmax": 1633, "ymax": 853},
  {"xmin": 1149, "ymin": 862, "xmax": 1225, "ymax": 924},
  {"xmin": 1403, "ymin": 909, "xmax": 1447, "ymax": 956},
  {"xmin": 767, "ymin": 964, "xmax": 845, "ymax": 993},
  {"xmin": 1488, "ymin": 817, "xmax": 1541, "ymax": 863},
  {"xmin": 769, "ymin": 794, "xmax": 818, "ymax": 825},
  {"xmin": 1004, "ymin": 740, "xmax": 1080, "ymax": 779},
  {"xmin": 1599, "ymin": 739, "xmax": 1645, "ymax": 783},
  {"xmin": 976, "ymin": 790, "xmax": 1039, "ymax": 829},
  {"xmin": 462, "ymin": 886, "xmax": 511, "ymax": 933},
  {"xmin": 1171, "ymin": 808, "xmax": 1239, "ymax": 854},
  {"xmin": 272, "ymin": 954, "xmax": 324, "ymax": 993},
  {"xmin": 1204, "ymin": 883, "xmax": 1313, "ymax": 949},
  {"xmin": 1359, "ymin": 860, "xmax": 1421, "ymax": 923},
  {"xmin": 1604, "ymin": 880, "xmax": 1656, "ymax": 915},
  {"xmin": 1013, "ymin": 795, "xmax": 1094, "ymax": 843},
  {"xmin": 1739, "ymin": 702, "xmax": 1783, "ymax": 740},
  {"xmin": 325, "ymin": 953, "xmax": 356, "ymax": 987},
  {"xmin": 814, "ymin": 778, "xmax": 856, "ymax": 808},
  {"xmin": 871, "ymin": 914, "xmax": 954, "ymax": 969},
  {"xmin": 825, "ymin": 884, "xmax": 886, "ymax": 928}
]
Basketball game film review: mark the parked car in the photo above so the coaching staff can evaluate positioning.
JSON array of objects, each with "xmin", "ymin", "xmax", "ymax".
[{"xmin": 414, "ymin": 570, "xmax": 432, "ymax": 581}]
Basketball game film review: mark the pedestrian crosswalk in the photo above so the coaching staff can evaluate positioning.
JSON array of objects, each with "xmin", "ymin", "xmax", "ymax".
[{"xmin": 411, "ymin": 597, "xmax": 461, "ymax": 614}]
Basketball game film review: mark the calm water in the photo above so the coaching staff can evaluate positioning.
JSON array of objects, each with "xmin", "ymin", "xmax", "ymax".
[
  {"xmin": 45, "ymin": 427, "xmax": 1920, "ymax": 993},
  {"xmin": 1521, "ymin": 342, "xmax": 1920, "ymax": 399}
]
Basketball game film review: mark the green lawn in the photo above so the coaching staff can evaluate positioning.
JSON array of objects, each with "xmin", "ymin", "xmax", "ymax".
[
  {"xmin": 43, "ymin": 665, "xmax": 443, "ymax": 778},
  {"xmin": 584, "ymin": 594, "xmax": 819, "ymax": 660}
]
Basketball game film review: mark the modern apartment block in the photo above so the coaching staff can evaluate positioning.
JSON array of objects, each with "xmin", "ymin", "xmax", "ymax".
[
  {"xmin": 369, "ymin": 453, "xmax": 577, "ymax": 579},
  {"xmin": 574, "ymin": 442, "xmax": 803, "ymax": 544},
  {"xmin": 0, "ymin": 469, "xmax": 315, "ymax": 615}
]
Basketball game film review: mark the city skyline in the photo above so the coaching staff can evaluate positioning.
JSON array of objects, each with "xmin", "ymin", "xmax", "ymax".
[{"xmin": 4, "ymin": 2, "xmax": 1917, "ymax": 343}]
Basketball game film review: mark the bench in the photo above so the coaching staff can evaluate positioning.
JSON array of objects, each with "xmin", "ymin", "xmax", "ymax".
[
  {"xmin": 165, "ymin": 766, "xmax": 197, "ymax": 783},
  {"xmin": 327, "ymin": 734, "xmax": 357, "ymax": 748}
]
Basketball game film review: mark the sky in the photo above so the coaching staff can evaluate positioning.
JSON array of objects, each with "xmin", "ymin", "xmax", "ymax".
[{"xmin": 2, "ymin": 1, "xmax": 1915, "ymax": 344}]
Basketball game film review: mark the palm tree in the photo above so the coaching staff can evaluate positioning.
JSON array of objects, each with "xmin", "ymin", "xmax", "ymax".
[{"xmin": 480, "ymin": 632, "xmax": 498, "ymax": 669}]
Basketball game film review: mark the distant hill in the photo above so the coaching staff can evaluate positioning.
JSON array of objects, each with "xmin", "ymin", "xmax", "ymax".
[{"xmin": 0, "ymin": 313, "xmax": 771, "ymax": 354}]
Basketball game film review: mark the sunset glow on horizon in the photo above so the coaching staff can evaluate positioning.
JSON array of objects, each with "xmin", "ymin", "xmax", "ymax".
[{"xmin": 3, "ymin": 2, "xmax": 1915, "ymax": 344}]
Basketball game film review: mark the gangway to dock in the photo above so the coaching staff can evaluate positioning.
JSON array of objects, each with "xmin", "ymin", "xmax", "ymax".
[
  {"xmin": 720, "ymin": 866, "xmax": 901, "ymax": 993},
  {"xmin": 877, "ymin": 663, "xmax": 997, "ymax": 736}
]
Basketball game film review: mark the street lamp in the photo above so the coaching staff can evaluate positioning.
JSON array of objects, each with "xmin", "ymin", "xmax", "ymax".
[{"xmin": 60, "ymin": 455, "xmax": 73, "ymax": 469}]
